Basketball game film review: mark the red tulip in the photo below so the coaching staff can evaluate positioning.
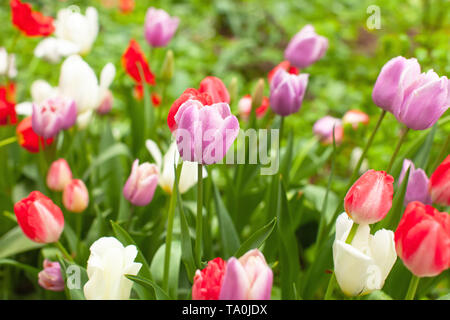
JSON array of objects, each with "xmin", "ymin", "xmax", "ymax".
[
  {"xmin": 14, "ymin": 191, "xmax": 64, "ymax": 243},
  {"xmin": 192, "ymin": 257, "xmax": 226, "ymax": 300},
  {"xmin": 429, "ymin": 155, "xmax": 450, "ymax": 206},
  {"xmin": 122, "ymin": 39, "xmax": 155, "ymax": 86},
  {"xmin": 16, "ymin": 117, "xmax": 53, "ymax": 153},
  {"xmin": 268, "ymin": 60, "xmax": 299, "ymax": 84},
  {"xmin": 167, "ymin": 88, "xmax": 212, "ymax": 132},
  {"xmin": 119, "ymin": 0, "xmax": 135, "ymax": 14},
  {"xmin": 395, "ymin": 201, "xmax": 450, "ymax": 277},
  {"xmin": 10, "ymin": 0, "xmax": 54, "ymax": 37},
  {"xmin": 344, "ymin": 169, "xmax": 394, "ymax": 224},
  {"xmin": 238, "ymin": 94, "xmax": 270, "ymax": 120},
  {"xmin": 198, "ymin": 76, "xmax": 230, "ymax": 104},
  {"xmin": 0, "ymin": 83, "xmax": 17, "ymax": 125}
]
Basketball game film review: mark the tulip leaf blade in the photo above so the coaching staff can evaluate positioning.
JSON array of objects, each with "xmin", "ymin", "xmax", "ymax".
[
  {"xmin": 212, "ymin": 177, "xmax": 240, "ymax": 259},
  {"xmin": 0, "ymin": 226, "xmax": 43, "ymax": 259},
  {"xmin": 57, "ymin": 257, "xmax": 89, "ymax": 300},
  {"xmin": 234, "ymin": 217, "xmax": 277, "ymax": 258},
  {"xmin": 0, "ymin": 258, "xmax": 40, "ymax": 275},
  {"xmin": 125, "ymin": 275, "xmax": 172, "ymax": 300}
]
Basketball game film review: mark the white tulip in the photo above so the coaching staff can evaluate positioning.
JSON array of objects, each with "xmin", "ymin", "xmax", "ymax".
[
  {"xmin": 34, "ymin": 38, "xmax": 79, "ymax": 64},
  {"xmin": 84, "ymin": 237, "xmax": 142, "ymax": 300},
  {"xmin": 0, "ymin": 47, "xmax": 17, "ymax": 78},
  {"xmin": 332, "ymin": 213, "xmax": 397, "ymax": 296},
  {"xmin": 146, "ymin": 139, "xmax": 207, "ymax": 194},
  {"xmin": 54, "ymin": 6, "xmax": 98, "ymax": 55}
]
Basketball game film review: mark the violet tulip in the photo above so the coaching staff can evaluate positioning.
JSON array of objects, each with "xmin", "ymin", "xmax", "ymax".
[
  {"xmin": 123, "ymin": 159, "xmax": 159, "ymax": 206},
  {"xmin": 269, "ymin": 68, "xmax": 309, "ymax": 116},
  {"xmin": 219, "ymin": 249, "xmax": 273, "ymax": 300},
  {"xmin": 38, "ymin": 260, "xmax": 64, "ymax": 292},
  {"xmin": 32, "ymin": 96, "xmax": 76, "ymax": 138},
  {"xmin": 398, "ymin": 159, "xmax": 432, "ymax": 206},
  {"xmin": 284, "ymin": 24, "xmax": 328, "ymax": 69},
  {"xmin": 174, "ymin": 100, "xmax": 240, "ymax": 165},
  {"xmin": 144, "ymin": 7, "xmax": 179, "ymax": 48}
]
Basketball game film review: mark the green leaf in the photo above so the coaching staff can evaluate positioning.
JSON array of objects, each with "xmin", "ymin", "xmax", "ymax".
[
  {"xmin": 0, "ymin": 227, "xmax": 43, "ymax": 259},
  {"xmin": 0, "ymin": 258, "xmax": 40, "ymax": 275},
  {"xmin": 82, "ymin": 143, "xmax": 132, "ymax": 180},
  {"xmin": 363, "ymin": 290, "xmax": 393, "ymax": 300},
  {"xmin": 126, "ymin": 275, "xmax": 172, "ymax": 300},
  {"xmin": 234, "ymin": 217, "xmax": 277, "ymax": 258},
  {"xmin": 414, "ymin": 124, "xmax": 436, "ymax": 169},
  {"xmin": 212, "ymin": 178, "xmax": 240, "ymax": 259},
  {"xmin": 150, "ymin": 242, "xmax": 181, "ymax": 299},
  {"xmin": 57, "ymin": 258, "xmax": 89, "ymax": 300}
]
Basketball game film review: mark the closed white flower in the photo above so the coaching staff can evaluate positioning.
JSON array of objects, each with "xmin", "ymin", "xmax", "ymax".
[
  {"xmin": 0, "ymin": 47, "xmax": 17, "ymax": 78},
  {"xmin": 83, "ymin": 237, "xmax": 142, "ymax": 300},
  {"xmin": 332, "ymin": 213, "xmax": 397, "ymax": 296},
  {"xmin": 145, "ymin": 139, "xmax": 207, "ymax": 194}
]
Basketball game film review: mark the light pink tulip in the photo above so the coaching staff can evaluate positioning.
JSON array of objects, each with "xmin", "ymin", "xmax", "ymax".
[
  {"xmin": 63, "ymin": 179, "xmax": 89, "ymax": 213},
  {"xmin": 123, "ymin": 160, "xmax": 159, "ymax": 206},
  {"xmin": 47, "ymin": 158, "xmax": 73, "ymax": 192}
]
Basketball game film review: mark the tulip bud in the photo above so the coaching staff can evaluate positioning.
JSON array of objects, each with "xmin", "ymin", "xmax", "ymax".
[
  {"xmin": 160, "ymin": 50, "xmax": 174, "ymax": 81},
  {"xmin": 84, "ymin": 237, "xmax": 142, "ymax": 300},
  {"xmin": 344, "ymin": 170, "xmax": 394, "ymax": 225},
  {"xmin": 429, "ymin": 155, "xmax": 450, "ymax": 206},
  {"xmin": 219, "ymin": 249, "xmax": 273, "ymax": 300},
  {"xmin": 38, "ymin": 260, "xmax": 65, "ymax": 292},
  {"xmin": 14, "ymin": 191, "xmax": 64, "ymax": 243},
  {"xmin": 251, "ymin": 78, "xmax": 265, "ymax": 112},
  {"xmin": 47, "ymin": 158, "xmax": 73, "ymax": 192},
  {"xmin": 123, "ymin": 160, "xmax": 159, "ymax": 206},
  {"xmin": 199, "ymin": 76, "xmax": 230, "ymax": 104},
  {"xmin": 238, "ymin": 95, "xmax": 269, "ymax": 121},
  {"xmin": 192, "ymin": 257, "xmax": 227, "ymax": 300},
  {"xmin": 63, "ymin": 179, "xmax": 89, "ymax": 213},
  {"xmin": 395, "ymin": 201, "xmax": 450, "ymax": 277},
  {"xmin": 269, "ymin": 68, "xmax": 308, "ymax": 116},
  {"xmin": 333, "ymin": 213, "xmax": 397, "ymax": 296},
  {"xmin": 398, "ymin": 159, "xmax": 432, "ymax": 206}
]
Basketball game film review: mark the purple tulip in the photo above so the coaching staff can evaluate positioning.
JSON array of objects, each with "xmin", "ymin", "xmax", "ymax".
[
  {"xmin": 174, "ymin": 100, "xmax": 240, "ymax": 165},
  {"xmin": 144, "ymin": 7, "xmax": 179, "ymax": 48},
  {"xmin": 269, "ymin": 68, "xmax": 309, "ymax": 116},
  {"xmin": 398, "ymin": 159, "xmax": 432, "ymax": 206},
  {"xmin": 32, "ymin": 96, "xmax": 77, "ymax": 138},
  {"xmin": 123, "ymin": 160, "xmax": 159, "ymax": 206},
  {"xmin": 313, "ymin": 116, "xmax": 343, "ymax": 144},
  {"xmin": 284, "ymin": 24, "xmax": 328, "ymax": 69},
  {"xmin": 372, "ymin": 56, "xmax": 421, "ymax": 113},
  {"xmin": 38, "ymin": 260, "xmax": 65, "ymax": 292},
  {"xmin": 219, "ymin": 249, "xmax": 273, "ymax": 300},
  {"xmin": 393, "ymin": 70, "xmax": 449, "ymax": 130}
]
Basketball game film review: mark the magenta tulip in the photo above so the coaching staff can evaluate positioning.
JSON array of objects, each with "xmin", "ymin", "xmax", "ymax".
[{"xmin": 123, "ymin": 160, "xmax": 159, "ymax": 206}]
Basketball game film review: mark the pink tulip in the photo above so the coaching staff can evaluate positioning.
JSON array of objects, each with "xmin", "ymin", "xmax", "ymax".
[
  {"xmin": 47, "ymin": 158, "xmax": 72, "ymax": 192},
  {"xmin": 63, "ymin": 179, "xmax": 89, "ymax": 213},
  {"xmin": 342, "ymin": 109, "xmax": 369, "ymax": 129},
  {"xmin": 219, "ymin": 249, "xmax": 273, "ymax": 300},
  {"xmin": 313, "ymin": 116, "xmax": 343, "ymax": 144},
  {"xmin": 144, "ymin": 7, "xmax": 179, "ymax": 48},
  {"xmin": 123, "ymin": 160, "xmax": 159, "ymax": 206},
  {"xmin": 344, "ymin": 169, "xmax": 394, "ymax": 224},
  {"xmin": 38, "ymin": 259, "xmax": 65, "ymax": 292},
  {"xmin": 174, "ymin": 100, "xmax": 240, "ymax": 165},
  {"xmin": 284, "ymin": 24, "xmax": 328, "ymax": 68}
]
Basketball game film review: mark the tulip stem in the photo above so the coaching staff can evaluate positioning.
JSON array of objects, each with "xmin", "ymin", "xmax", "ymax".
[
  {"xmin": 163, "ymin": 163, "xmax": 182, "ymax": 292},
  {"xmin": 195, "ymin": 164, "xmax": 203, "ymax": 268},
  {"xmin": 0, "ymin": 136, "xmax": 17, "ymax": 149},
  {"xmin": 405, "ymin": 274, "xmax": 420, "ymax": 300},
  {"xmin": 386, "ymin": 127, "xmax": 410, "ymax": 173},
  {"xmin": 54, "ymin": 241, "xmax": 73, "ymax": 263},
  {"xmin": 319, "ymin": 110, "xmax": 386, "ymax": 249}
]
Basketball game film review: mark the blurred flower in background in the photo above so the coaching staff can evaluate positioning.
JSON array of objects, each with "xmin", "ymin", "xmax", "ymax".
[{"xmin": 144, "ymin": 7, "xmax": 179, "ymax": 48}]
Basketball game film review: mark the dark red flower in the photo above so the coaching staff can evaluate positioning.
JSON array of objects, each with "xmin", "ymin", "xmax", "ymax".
[
  {"xmin": 0, "ymin": 83, "xmax": 17, "ymax": 125},
  {"xmin": 16, "ymin": 117, "xmax": 53, "ymax": 153},
  {"xmin": 268, "ymin": 60, "xmax": 299, "ymax": 84},
  {"xmin": 122, "ymin": 39, "xmax": 155, "ymax": 86},
  {"xmin": 198, "ymin": 76, "xmax": 230, "ymax": 104},
  {"xmin": 10, "ymin": 0, "xmax": 55, "ymax": 37},
  {"xmin": 167, "ymin": 88, "xmax": 212, "ymax": 132}
]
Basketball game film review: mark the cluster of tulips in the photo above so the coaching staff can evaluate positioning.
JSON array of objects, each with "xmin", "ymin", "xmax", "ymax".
[{"xmin": 0, "ymin": 0, "xmax": 449, "ymax": 300}]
